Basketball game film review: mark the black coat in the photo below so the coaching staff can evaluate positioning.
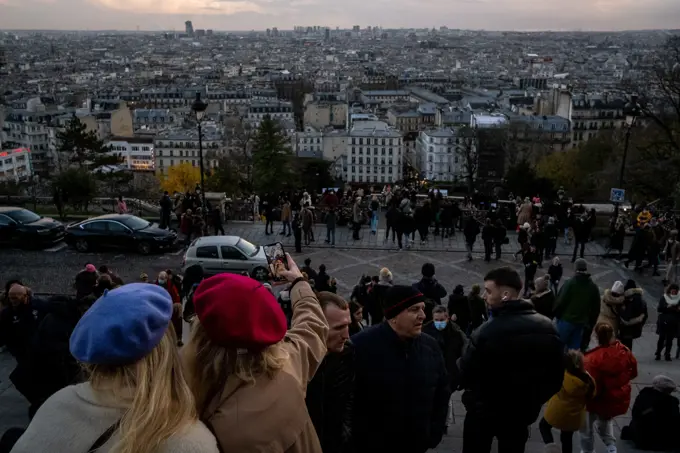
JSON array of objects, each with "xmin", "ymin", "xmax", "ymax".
[
  {"xmin": 548, "ymin": 264, "xmax": 563, "ymax": 283},
  {"xmin": 626, "ymin": 387, "xmax": 680, "ymax": 450},
  {"xmin": 464, "ymin": 220, "xmax": 480, "ymax": 243},
  {"xmin": 458, "ymin": 299, "xmax": 564, "ymax": 425},
  {"xmin": 447, "ymin": 293, "xmax": 471, "ymax": 333},
  {"xmin": 493, "ymin": 226, "xmax": 507, "ymax": 245},
  {"xmin": 306, "ymin": 344, "xmax": 356, "ymax": 453},
  {"xmin": 656, "ymin": 294, "xmax": 680, "ymax": 336},
  {"xmin": 414, "ymin": 278, "xmax": 448, "ymax": 323},
  {"xmin": 531, "ymin": 291, "xmax": 556, "ymax": 319},
  {"xmin": 423, "ymin": 322, "xmax": 467, "ymax": 390},
  {"xmin": 481, "ymin": 225, "xmax": 495, "ymax": 243},
  {"xmin": 0, "ymin": 297, "xmax": 48, "ymax": 364},
  {"xmin": 366, "ymin": 283, "xmax": 391, "ymax": 325},
  {"xmin": 352, "ymin": 323, "xmax": 450, "ymax": 453},
  {"xmin": 620, "ymin": 288, "xmax": 648, "ymax": 340}
]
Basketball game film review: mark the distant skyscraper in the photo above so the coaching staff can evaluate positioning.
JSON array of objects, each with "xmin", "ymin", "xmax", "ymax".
[
  {"xmin": 266, "ymin": 28, "xmax": 271, "ymax": 37},
  {"xmin": 324, "ymin": 28, "xmax": 330, "ymax": 41},
  {"xmin": 185, "ymin": 21, "xmax": 194, "ymax": 36},
  {"xmin": 352, "ymin": 25, "xmax": 360, "ymax": 32},
  {"xmin": 272, "ymin": 27, "xmax": 279, "ymax": 37}
]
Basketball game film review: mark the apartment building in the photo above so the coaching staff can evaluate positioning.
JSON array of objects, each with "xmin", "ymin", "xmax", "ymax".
[
  {"xmin": 345, "ymin": 121, "xmax": 402, "ymax": 184},
  {"xmin": 0, "ymin": 147, "xmax": 33, "ymax": 182},
  {"xmin": 153, "ymin": 127, "xmax": 223, "ymax": 175},
  {"xmin": 106, "ymin": 136, "xmax": 155, "ymax": 171}
]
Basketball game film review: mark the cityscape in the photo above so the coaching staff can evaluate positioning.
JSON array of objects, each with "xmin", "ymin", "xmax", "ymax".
[{"xmin": 2, "ymin": 16, "xmax": 680, "ymax": 453}]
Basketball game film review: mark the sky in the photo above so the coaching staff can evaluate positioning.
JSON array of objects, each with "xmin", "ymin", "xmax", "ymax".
[{"xmin": 1, "ymin": 0, "xmax": 680, "ymax": 31}]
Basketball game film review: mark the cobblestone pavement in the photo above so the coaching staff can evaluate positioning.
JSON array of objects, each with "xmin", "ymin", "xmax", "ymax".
[{"xmin": 0, "ymin": 221, "xmax": 671, "ymax": 452}]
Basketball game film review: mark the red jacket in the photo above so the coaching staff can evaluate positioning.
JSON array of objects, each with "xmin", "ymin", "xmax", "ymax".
[{"xmin": 585, "ymin": 341, "xmax": 638, "ymax": 418}]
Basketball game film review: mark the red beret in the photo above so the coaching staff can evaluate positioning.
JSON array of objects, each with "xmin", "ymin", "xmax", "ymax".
[{"xmin": 193, "ymin": 274, "xmax": 287, "ymax": 350}]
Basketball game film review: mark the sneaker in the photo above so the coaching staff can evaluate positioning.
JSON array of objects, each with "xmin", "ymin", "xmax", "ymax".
[{"xmin": 606, "ymin": 444, "xmax": 617, "ymax": 453}]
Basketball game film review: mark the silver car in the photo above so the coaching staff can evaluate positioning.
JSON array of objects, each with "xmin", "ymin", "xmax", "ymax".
[{"xmin": 182, "ymin": 236, "xmax": 270, "ymax": 280}]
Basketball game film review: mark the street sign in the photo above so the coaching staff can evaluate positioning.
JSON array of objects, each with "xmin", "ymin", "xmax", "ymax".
[{"xmin": 610, "ymin": 188, "xmax": 625, "ymax": 203}]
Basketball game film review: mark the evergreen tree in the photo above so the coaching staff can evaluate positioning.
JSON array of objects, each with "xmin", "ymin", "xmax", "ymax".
[
  {"xmin": 57, "ymin": 116, "xmax": 118, "ymax": 169},
  {"xmin": 251, "ymin": 116, "xmax": 296, "ymax": 193}
]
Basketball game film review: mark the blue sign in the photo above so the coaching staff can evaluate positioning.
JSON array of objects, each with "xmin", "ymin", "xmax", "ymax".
[{"xmin": 610, "ymin": 188, "xmax": 625, "ymax": 203}]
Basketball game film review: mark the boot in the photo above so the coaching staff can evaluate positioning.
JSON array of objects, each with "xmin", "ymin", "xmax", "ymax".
[{"xmin": 656, "ymin": 352, "xmax": 661, "ymax": 361}]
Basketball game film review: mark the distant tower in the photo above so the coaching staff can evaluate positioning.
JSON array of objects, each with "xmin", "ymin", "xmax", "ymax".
[
  {"xmin": 324, "ymin": 28, "xmax": 330, "ymax": 41},
  {"xmin": 185, "ymin": 21, "xmax": 194, "ymax": 36},
  {"xmin": 0, "ymin": 45, "xmax": 6, "ymax": 75}
]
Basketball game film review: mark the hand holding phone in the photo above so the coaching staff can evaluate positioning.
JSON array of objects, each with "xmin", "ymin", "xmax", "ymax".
[{"xmin": 263, "ymin": 243, "xmax": 291, "ymax": 281}]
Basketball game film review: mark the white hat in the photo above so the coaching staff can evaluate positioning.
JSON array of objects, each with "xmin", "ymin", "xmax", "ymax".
[
  {"xmin": 653, "ymin": 375, "xmax": 677, "ymax": 393},
  {"xmin": 611, "ymin": 281, "xmax": 625, "ymax": 296},
  {"xmin": 523, "ymin": 222, "xmax": 531, "ymax": 229}
]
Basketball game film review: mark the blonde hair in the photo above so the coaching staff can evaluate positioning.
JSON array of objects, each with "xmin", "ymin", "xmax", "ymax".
[
  {"xmin": 182, "ymin": 319, "xmax": 289, "ymax": 417},
  {"xmin": 86, "ymin": 327, "xmax": 196, "ymax": 453}
]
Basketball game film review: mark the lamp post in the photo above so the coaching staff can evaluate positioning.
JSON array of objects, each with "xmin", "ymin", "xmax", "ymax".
[
  {"xmin": 614, "ymin": 100, "xmax": 641, "ymax": 220},
  {"xmin": 191, "ymin": 92, "xmax": 208, "ymax": 222}
]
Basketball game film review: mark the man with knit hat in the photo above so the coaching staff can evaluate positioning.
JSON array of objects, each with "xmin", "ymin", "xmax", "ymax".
[
  {"xmin": 352, "ymin": 285, "xmax": 450, "ymax": 453},
  {"xmin": 554, "ymin": 258, "xmax": 601, "ymax": 351},
  {"xmin": 413, "ymin": 263, "xmax": 448, "ymax": 323}
]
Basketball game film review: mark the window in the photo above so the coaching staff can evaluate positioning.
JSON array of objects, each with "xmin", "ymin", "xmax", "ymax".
[
  {"xmin": 106, "ymin": 222, "xmax": 129, "ymax": 233},
  {"xmin": 389, "ymin": 148, "xmax": 393, "ymax": 155},
  {"xmin": 351, "ymin": 166, "xmax": 356, "ymax": 173},
  {"xmin": 351, "ymin": 157, "xmax": 356, "ymax": 164},
  {"xmin": 358, "ymin": 157, "xmax": 363, "ymax": 164},
  {"xmin": 196, "ymin": 246, "xmax": 219, "ymax": 259},
  {"xmin": 82, "ymin": 221, "xmax": 108, "ymax": 232},
  {"xmin": 0, "ymin": 214, "xmax": 12, "ymax": 225},
  {"xmin": 359, "ymin": 138, "xmax": 363, "ymax": 145},
  {"xmin": 352, "ymin": 147, "xmax": 356, "ymax": 154},
  {"xmin": 221, "ymin": 246, "xmax": 244, "ymax": 260}
]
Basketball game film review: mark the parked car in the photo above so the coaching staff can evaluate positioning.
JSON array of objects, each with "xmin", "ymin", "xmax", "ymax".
[
  {"xmin": 65, "ymin": 214, "xmax": 177, "ymax": 255},
  {"xmin": 0, "ymin": 206, "xmax": 65, "ymax": 248},
  {"xmin": 182, "ymin": 236, "xmax": 270, "ymax": 280}
]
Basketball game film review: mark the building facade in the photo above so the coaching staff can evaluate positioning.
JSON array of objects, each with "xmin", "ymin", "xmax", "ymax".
[
  {"xmin": 0, "ymin": 147, "xmax": 33, "ymax": 182},
  {"xmin": 106, "ymin": 137, "xmax": 155, "ymax": 171},
  {"xmin": 345, "ymin": 121, "xmax": 402, "ymax": 183}
]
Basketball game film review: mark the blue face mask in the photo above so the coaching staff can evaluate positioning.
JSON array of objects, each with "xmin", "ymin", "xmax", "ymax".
[{"xmin": 434, "ymin": 320, "xmax": 447, "ymax": 330}]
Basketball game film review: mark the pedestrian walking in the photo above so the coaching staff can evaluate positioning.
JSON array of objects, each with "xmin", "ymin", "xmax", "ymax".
[
  {"xmin": 553, "ymin": 259, "xmax": 601, "ymax": 351},
  {"xmin": 292, "ymin": 213, "xmax": 303, "ymax": 253},
  {"xmin": 531, "ymin": 275, "xmax": 555, "ymax": 319},
  {"xmin": 464, "ymin": 217, "xmax": 480, "ymax": 262},
  {"xmin": 280, "ymin": 199, "xmax": 292, "ymax": 236},
  {"xmin": 352, "ymin": 285, "xmax": 450, "ymax": 453},
  {"xmin": 619, "ymin": 279, "xmax": 648, "ymax": 352},
  {"xmin": 539, "ymin": 350, "xmax": 596, "ymax": 453},
  {"xmin": 370, "ymin": 194, "xmax": 380, "ymax": 235},
  {"xmin": 384, "ymin": 203, "xmax": 398, "ymax": 245},
  {"xmin": 467, "ymin": 284, "xmax": 488, "ymax": 332},
  {"xmin": 597, "ymin": 281, "xmax": 626, "ymax": 338},
  {"xmin": 522, "ymin": 245, "xmax": 539, "ymax": 298},
  {"xmin": 481, "ymin": 218, "xmax": 495, "ymax": 262},
  {"xmin": 580, "ymin": 322, "xmax": 638, "ymax": 453},
  {"xmin": 302, "ymin": 203, "xmax": 314, "ymax": 245},
  {"xmin": 159, "ymin": 191, "xmax": 173, "ymax": 229},
  {"xmin": 663, "ymin": 230, "xmax": 680, "ymax": 285},
  {"xmin": 325, "ymin": 207, "xmax": 337, "ymax": 247},
  {"xmin": 571, "ymin": 215, "xmax": 591, "ymax": 262},
  {"xmin": 117, "ymin": 195, "xmax": 127, "ymax": 214},
  {"xmin": 352, "ymin": 197, "xmax": 363, "ymax": 240},
  {"xmin": 458, "ymin": 267, "xmax": 564, "ymax": 453},
  {"xmin": 413, "ymin": 263, "xmax": 448, "ymax": 323},
  {"xmin": 545, "ymin": 216, "xmax": 558, "ymax": 258},
  {"xmin": 514, "ymin": 222, "xmax": 530, "ymax": 259},
  {"xmin": 211, "ymin": 206, "xmax": 224, "ymax": 236},
  {"xmin": 548, "ymin": 257, "xmax": 563, "ymax": 294},
  {"xmin": 655, "ymin": 284, "xmax": 680, "ymax": 361},
  {"xmin": 493, "ymin": 219, "xmax": 507, "ymax": 260}
]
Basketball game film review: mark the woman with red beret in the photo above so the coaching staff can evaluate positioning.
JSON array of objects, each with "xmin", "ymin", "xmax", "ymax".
[{"xmin": 183, "ymin": 254, "xmax": 328, "ymax": 453}]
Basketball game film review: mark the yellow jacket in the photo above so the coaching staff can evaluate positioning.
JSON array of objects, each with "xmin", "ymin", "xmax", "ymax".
[
  {"xmin": 637, "ymin": 210, "xmax": 652, "ymax": 227},
  {"xmin": 543, "ymin": 371, "xmax": 596, "ymax": 432}
]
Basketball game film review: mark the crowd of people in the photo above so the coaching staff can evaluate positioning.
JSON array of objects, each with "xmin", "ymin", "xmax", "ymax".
[{"xmin": 2, "ymin": 248, "xmax": 679, "ymax": 453}]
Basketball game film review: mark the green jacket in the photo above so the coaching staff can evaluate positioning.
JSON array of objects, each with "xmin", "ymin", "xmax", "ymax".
[{"xmin": 553, "ymin": 273, "xmax": 601, "ymax": 326}]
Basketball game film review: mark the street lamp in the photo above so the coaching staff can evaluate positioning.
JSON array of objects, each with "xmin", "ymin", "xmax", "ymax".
[
  {"xmin": 191, "ymin": 92, "xmax": 208, "ymax": 221},
  {"xmin": 614, "ymin": 99, "xmax": 641, "ymax": 220}
]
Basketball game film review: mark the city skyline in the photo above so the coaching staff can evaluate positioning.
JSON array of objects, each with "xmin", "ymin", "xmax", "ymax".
[{"xmin": 1, "ymin": 0, "xmax": 680, "ymax": 32}]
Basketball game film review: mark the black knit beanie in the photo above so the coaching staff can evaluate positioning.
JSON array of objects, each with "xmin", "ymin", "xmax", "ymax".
[{"xmin": 382, "ymin": 285, "xmax": 427, "ymax": 319}]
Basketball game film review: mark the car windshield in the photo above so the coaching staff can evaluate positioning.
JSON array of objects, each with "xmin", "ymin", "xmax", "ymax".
[
  {"xmin": 121, "ymin": 216, "xmax": 151, "ymax": 231},
  {"xmin": 6, "ymin": 209, "xmax": 41, "ymax": 224},
  {"xmin": 237, "ymin": 238, "xmax": 259, "ymax": 257}
]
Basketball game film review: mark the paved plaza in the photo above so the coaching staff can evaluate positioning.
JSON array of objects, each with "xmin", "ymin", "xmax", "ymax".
[{"xmin": 0, "ymin": 221, "xmax": 674, "ymax": 452}]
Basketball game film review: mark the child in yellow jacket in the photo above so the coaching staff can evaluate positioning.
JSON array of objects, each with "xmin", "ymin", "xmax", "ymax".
[{"xmin": 539, "ymin": 350, "xmax": 596, "ymax": 453}]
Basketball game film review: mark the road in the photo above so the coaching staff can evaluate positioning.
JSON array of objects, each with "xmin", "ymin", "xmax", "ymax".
[{"xmin": 0, "ymin": 221, "xmax": 670, "ymax": 452}]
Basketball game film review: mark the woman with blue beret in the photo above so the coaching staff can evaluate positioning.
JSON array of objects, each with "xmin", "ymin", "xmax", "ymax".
[{"xmin": 9, "ymin": 283, "xmax": 220, "ymax": 453}]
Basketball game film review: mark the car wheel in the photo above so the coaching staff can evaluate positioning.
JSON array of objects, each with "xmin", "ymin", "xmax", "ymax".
[
  {"xmin": 75, "ymin": 239, "xmax": 89, "ymax": 252},
  {"xmin": 252, "ymin": 267, "xmax": 269, "ymax": 281},
  {"xmin": 137, "ymin": 241, "xmax": 151, "ymax": 255}
]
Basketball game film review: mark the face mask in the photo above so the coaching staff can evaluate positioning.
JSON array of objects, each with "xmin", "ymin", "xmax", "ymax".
[
  {"xmin": 158, "ymin": 279, "xmax": 167, "ymax": 285},
  {"xmin": 434, "ymin": 320, "xmax": 447, "ymax": 330}
]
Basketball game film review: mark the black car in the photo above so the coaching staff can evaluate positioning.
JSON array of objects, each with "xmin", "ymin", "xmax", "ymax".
[
  {"xmin": 65, "ymin": 214, "xmax": 177, "ymax": 255},
  {"xmin": 0, "ymin": 207, "xmax": 66, "ymax": 248}
]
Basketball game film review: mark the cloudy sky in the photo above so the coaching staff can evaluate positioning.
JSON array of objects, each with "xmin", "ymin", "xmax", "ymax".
[{"xmin": 1, "ymin": 0, "xmax": 679, "ymax": 31}]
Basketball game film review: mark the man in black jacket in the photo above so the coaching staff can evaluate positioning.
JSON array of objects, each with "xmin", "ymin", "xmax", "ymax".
[
  {"xmin": 458, "ymin": 267, "xmax": 564, "ymax": 453},
  {"xmin": 306, "ymin": 292, "xmax": 355, "ymax": 453},
  {"xmin": 352, "ymin": 285, "xmax": 450, "ymax": 453},
  {"xmin": 413, "ymin": 263, "xmax": 447, "ymax": 323}
]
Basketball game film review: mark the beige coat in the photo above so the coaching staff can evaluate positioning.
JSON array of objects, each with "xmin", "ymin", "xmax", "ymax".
[
  {"xmin": 517, "ymin": 202, "xmax": 533, "ymax": 226},
  {"xmin": 281, "ymin": 203, "xmax": 292, "ymax": 222},
  {"xmin": 206, "ymin": 282, "xmax": 328, "ymax": 453},
  {"xmin": 597, "ymin": 289, "xmax": 625, "ymax": 334}
]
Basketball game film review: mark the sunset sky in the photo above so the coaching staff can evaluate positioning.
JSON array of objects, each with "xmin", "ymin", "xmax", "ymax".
[{"xmin": 1, "ymin": 0, "xmax": 679, "ymax": 31}]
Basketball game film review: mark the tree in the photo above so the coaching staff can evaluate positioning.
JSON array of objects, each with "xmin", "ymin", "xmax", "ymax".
[
  {"xmin": 206, "ymin": 156, "xmax": 241, "ymax": 195},
  {"xmin": 251, "ymin": 116, "xmax": 296, "ymax": 194},
  {"xmin": 224, "ymin": 116, "xmax": 255, "ymax": 193},
  {"xmin": 294, "ymin": 158, "xmax": 335, "ymax": 193},
  {"xmin": 159, "ymin": 163, "xmax": 201, "ymax": 194},
  {"xmin": 455, "ymin": 126, "xmax": 477, "ymax": 194},
  {"xmin": 505, "ymin": 158, "xmax": 555, "ymax": 198},
  {"xmin": 51, "ymin": 168, "xmax": 97, "ymax": 217},
  {"xmin": 56, "ymin": 116, "xmax": 116, "ymax": 170}
]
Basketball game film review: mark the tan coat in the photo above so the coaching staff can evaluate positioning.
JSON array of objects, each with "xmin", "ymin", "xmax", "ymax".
[
  {"xmin": 282, "ymin": 203, "xmax": 292, "ymax": 222},
  {"xmin": 597, "ymin": 289, "xmax": 625, "ymax": 334},
  {"xmin": 205, "ymin": 282, "xmax": 328, "ymax": 453},
  {"xmin": 517, "ymin": 202, "xmax": 533, "ymax": 226}
]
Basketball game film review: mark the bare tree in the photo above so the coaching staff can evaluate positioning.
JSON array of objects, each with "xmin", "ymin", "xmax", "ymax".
[
  {"xmin": 223, "ymin": 116, "xmax": 255, "ymax": 193},
  {"xmin": 455, "ymin": 126, "xmax": 478, "ymax": 194}
]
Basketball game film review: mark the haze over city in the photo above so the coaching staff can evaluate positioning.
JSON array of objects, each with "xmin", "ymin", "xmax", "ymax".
[{"xmin": 1, "ymin": 0, "xmax": 680, "ymax": 31}]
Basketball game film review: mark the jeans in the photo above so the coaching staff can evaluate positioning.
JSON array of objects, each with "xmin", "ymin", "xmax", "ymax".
[
  {"xmin": 303, "ymin": 228, "xmax": 313, "ymax": 245},
  {"xmin": 539, "ymin": 418, "xmax": 573, "ymax": 453},
  {"xmin": 657, "ymin": 332, "xmax": 674, "ymax": 358},
  {"xmin": 572, "ymin": 241, "xmax": 586, "ymax": 261},
  {"xmin": 580, "ymin": 413, "xmax": 616, "ymax": 453},
  {"xmin": 446, "ymin": 393, "xmax": 455, "ymax": 426},
  {"xmin": 326, "ymin": 227, "xmax": 335, "ymax": 245},
  {"xmin": 466, "ymin": 241, "xmax": 474, "ymax": 260},
  {"xmin": 666, "ymin": 262, "xmax": 679, "ymax": 283},
  {"xmin": 556, "ymin": 318, "xmax": 584, "ymax": 350},
  {"xmin": 281, "ymin": 220, "xmax": 291, "ymax": 235},
  {"xmin": 550, "ymin": 280, "xmax": 560, "ymax": 294},
  {"xmin": 564, "ymin": 227, "xmax": 571, "ymax": 244},
  {"xmin": 463, "ymin": 413, "xmax": 529, "ymax": 453}
]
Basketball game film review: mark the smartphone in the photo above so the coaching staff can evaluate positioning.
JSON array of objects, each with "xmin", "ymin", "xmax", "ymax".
[{"xmin": 263, "ymin": 243, "xmax": 288, "ymax": 280}]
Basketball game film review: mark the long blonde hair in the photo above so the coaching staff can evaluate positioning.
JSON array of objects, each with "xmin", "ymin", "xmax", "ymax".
[
  {"xmin": 182, "ymin": 319, "xmax": 288, "ymax": 417},
  {"xmin": 86, "ymin": 327, "xmax": 197, "ymax": 453}
]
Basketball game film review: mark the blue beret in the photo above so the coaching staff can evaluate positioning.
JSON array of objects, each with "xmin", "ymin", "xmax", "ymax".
[{"xmin": 70, "ymin": 283, "xmax": 173, "ymax": 365}]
